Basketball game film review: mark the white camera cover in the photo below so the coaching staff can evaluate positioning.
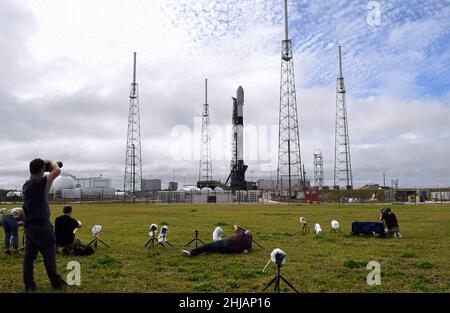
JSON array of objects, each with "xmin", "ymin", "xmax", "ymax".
[
  {"xmin": 92, "ymin": 225, "xmax": 102, "ymax": 236},
  {"xmin": 314, "ymin": 223, "xmax": 322, "ymax": 234},
  {"xmin": 213, "ymin": 226, "xmax": 223, "ymax": 241},
  {"xmin": 149, "ymin": 224, "xmax": 158, "ymax": 237},
  {"xmin": 331, "ymin": 220, "xmax": 340, "ymax": 229}
]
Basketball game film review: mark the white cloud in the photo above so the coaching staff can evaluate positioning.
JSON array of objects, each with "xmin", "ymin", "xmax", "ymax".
[{"xmin": 0, "ymin": 0, "xmax": 449, "ymax": 190}]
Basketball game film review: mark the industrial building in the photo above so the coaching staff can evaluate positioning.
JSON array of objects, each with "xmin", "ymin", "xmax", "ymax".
[
  {"xmin": 50, "ymin": 173, "xmax": 116, "ymax": 199},
  {"xmin": 141, "ymin": 179, "xmax": 162, "ymax": 193},
  {"xmin": 158, "ymin": 187, "xmax": 260, "ymax": 204}
]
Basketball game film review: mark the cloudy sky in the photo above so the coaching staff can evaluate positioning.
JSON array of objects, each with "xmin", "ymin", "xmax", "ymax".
[{"xmin": 1, "ymin": 0, "xmax": 449, "ymax": 190}]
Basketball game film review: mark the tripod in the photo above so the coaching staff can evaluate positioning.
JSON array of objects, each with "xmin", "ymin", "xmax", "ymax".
[
  {"xmin": 301, "ymin": 223, "xmax": 310, "ymax": 234},
  {"xmin": 252, "ymin": 237, "xmax": 264, "ymax": 249},
  {"xmin": 330, "ymin": 228, "xmax": 341, "ymax": 234},
  {"xmin": 263, "ymin": 264, "xmax": 299, "ymax": 293},
  {"xmin": 155, "ymin": 234, "xmax": 173, "ymax": 247},
  {"xmin": 88, "ymin": 235, "xmax": 110, "ymax": 250},
  {"xmin": 185, "ymin": 230, "xmax": 205, "ymax": 248},
  {"xmin": 144, "ymin": 233, "xmax": 157, "ymax": 249}
]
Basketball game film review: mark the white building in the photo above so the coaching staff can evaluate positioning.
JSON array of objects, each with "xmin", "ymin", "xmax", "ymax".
[{"xmin": 51, "ymin": 174, "xmax": 115, "ymax": 199}]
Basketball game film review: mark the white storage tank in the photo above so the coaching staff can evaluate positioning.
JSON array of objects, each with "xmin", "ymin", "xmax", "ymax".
[{"xmin": 51, "ymin": 175, "xmax": 76, "ymax": 193}]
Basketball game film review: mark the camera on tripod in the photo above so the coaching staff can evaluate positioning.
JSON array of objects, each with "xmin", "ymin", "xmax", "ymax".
[
  {"xmin": 44, "ymin": 161, "xmax": 63, "ymax": 172},
  {"xmin": 274, "ymin": 251, "xmax": 286, "ymax": 267}
]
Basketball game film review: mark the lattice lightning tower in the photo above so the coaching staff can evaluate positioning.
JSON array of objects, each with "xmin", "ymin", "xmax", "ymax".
[
  {"xmin": 123, "ymin": 52, "xmax": 143, "ymax": 194},
  {"xmin": 277, "ymin": 0, "xmax": 304, "ymax": 197},
  {"xmin": 199, "ymin": 79, "xmax": 213, "ymax": 181},
  {"xmin": 333, "ymin": 46, "xmax": 353, "ymax": 189}
]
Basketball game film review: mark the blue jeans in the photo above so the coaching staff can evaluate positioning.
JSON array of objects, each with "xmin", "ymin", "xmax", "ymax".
[
  {"xmin": 2, "ymin": 215, "xmax": 19, "ymax": 251},
  {"xmin": 190, "ymin": 238, "xmax": 233, "ymax": 256}
]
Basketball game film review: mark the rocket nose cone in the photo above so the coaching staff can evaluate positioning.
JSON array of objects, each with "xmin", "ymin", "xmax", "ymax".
[{"xmin": 237, "ymin": 86, "xmax": 244, "ymax": 103}]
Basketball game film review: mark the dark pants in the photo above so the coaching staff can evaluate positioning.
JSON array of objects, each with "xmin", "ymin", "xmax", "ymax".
[
  {"xmin": 2, "ymin": 215, "xmax": 19, "ymax": 251},
  {"xmin": 23, "ymin": 224, "xmax": 62, "ymax": 288},
  {"xmin": 190, "ymin": 239, "xmax": 233, "ymax": 256}
]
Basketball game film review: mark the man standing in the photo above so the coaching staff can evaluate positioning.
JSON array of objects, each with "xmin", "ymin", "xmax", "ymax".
[
  {"xmin": 22, "ymin": 159, "xmax": 66, "ymax": 291},
  {"xmin": 55, "ymin": 206, "xmax": 82, "ymax": 254}
]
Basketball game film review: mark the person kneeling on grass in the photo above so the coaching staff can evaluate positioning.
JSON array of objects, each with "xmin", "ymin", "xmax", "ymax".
[
  {"xmin": 2, "ymin": 207, "xmax": 25, "ymax": 255},
  {"xmin": 380, "ymin": 208, "xmax": 402, "ymax": 238},
  {"xmin": 182, "ymin": 225, "xmax": 252, "ymax": 257},
  {"xmin": 55, "ymin": 206, "xmax": 82, "ymax": 254}
]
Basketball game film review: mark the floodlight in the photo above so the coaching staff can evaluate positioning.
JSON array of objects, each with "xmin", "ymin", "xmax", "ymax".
[
  {"xmin": 92, "ymin": 225, "xmax": 102, "ymax": 237},
  {"xmin": 331, "ymin": 220, "xmax": 340, "ymax": 230},
  {"xmin": 314, "ymin": 223, "xmax": 322, "ymax": 234},
  {"xmin": 299, "ymin": 216, "xmax": 307, "ymax": 224},
  {"xmin": 213, "ymin": 226, "xmax": 223, "ymax": 241}
]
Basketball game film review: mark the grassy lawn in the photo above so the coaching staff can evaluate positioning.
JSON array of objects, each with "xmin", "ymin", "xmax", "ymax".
[{"xmin": 1, "ymin": 203, "xmax": 449, "ymax": 293}]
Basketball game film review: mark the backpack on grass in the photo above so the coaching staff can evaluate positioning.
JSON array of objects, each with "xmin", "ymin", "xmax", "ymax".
[{"xmin": 74, "ymin": 245, "xmax": 95, "ymax": 256}]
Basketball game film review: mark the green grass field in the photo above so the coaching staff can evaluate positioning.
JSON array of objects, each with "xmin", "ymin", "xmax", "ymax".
[{"xmin": 1, "ymin": 203, "xmax": 449, "ymax": 293}]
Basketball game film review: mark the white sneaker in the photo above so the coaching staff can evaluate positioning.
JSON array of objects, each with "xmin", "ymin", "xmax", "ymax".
[{"xmin": 181, "ymin": 250, "xmax": 191, "ymax": 257}]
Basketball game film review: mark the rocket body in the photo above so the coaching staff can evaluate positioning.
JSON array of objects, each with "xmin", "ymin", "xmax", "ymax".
[
  {"xmin": 235, "ymin": 86, "xmax": 244, "ymax": 162},
  {"xmin": 229, "ymin": 86, "xmax": 248, "ymax": 190}
]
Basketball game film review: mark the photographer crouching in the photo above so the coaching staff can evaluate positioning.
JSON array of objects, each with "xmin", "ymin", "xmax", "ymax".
[
  {"xmin": 55, "ymin": 206, "xmax": 83, "ymax": 254},
  {"xmin": 380, "ymin": 208, "xmax": 402, "ymax": 238},
  {"xmin": 22, "ymin": 159, "xmax": 67, "ymax": 291}
]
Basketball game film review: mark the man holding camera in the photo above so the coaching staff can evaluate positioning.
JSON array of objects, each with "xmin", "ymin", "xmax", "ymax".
[
  {"xmin": 22, "ymin": 159, "xmax": 66, "ymax": 291},
  {"xmin": 182, "ymin": 225, "xmax": 252, "ymax": 257}
]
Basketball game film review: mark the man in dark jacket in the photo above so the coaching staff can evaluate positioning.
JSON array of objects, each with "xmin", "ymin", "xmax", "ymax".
[
  {"xmin": 380, "ymin": 208, "xmax": 402, "ymax": 238},
  {"xmin": 55, "ymin": 206, "xmax": 82, "ymax": 254},
  {"xmin": 182, "ymin": 225, "xmax": 252, "ymax": 256},
  {"xmin": 22, "ymin": 159, "xmax": 66, "ymax": 291}
]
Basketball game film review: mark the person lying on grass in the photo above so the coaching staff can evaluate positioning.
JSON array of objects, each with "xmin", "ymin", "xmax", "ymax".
[{"xmin": 182, "ymin": 225, "xmax": 252, "ymax": 257}]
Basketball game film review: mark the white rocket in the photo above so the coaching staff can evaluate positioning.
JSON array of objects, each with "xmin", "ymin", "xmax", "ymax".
[
  {"xmin": 226, "ymin": 86, "xmax": 248, "ymax": 190},
  {"xmin": 235, "ymin": 86, "xmax": 244, "ymax": 163}
]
